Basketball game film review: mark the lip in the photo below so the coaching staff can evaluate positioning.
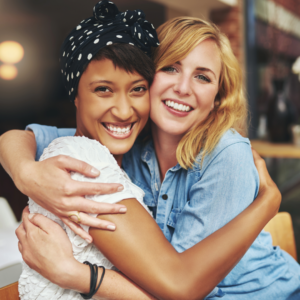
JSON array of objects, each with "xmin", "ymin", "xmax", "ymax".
[
  {"xmin": 162, "ymin": 98, "xmax": 193, "ymax": 117},
  {"xmin": 102, "ymin": 122, "xmax": 136, "ymax": 139}
]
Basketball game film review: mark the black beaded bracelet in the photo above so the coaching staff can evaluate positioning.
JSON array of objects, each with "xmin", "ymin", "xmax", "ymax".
[{"xmin": 80, "ymin": 261, "xmax": 106, "ymax": 299}]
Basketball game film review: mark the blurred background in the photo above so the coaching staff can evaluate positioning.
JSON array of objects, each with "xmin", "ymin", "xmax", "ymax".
[{"xmin": 0, "ymin": 0, "xmax": 300, "ymax": 260}]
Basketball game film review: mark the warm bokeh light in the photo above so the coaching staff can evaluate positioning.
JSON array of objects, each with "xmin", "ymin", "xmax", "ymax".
[
  {"xmin": 0, "ymin": 64, "xmax": 18, "ymax": 80},
  {"xmin": 0, "ymin": 41, "xmax": 24, "ymax": 64}
]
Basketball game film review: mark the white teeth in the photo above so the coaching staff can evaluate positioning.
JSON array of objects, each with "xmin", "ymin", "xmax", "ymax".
[
  {"xmin": 106, "ymin": 124, "xmax": 131, "ymax": 135},
  {"xmin": 165, "ymin": 101, "xmax": 191, "ymax": 112}
]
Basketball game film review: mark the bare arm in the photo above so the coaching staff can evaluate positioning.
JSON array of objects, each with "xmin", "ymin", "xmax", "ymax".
[
  {"xmin": 89, "ymin": 186, "xmax": 279, "ymax": 300},
  {"xmin": 0, "ymin": 130, "xmax": 127, "ymax": 241}
]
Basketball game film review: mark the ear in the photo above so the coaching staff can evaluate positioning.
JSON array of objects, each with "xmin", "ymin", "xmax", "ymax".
[
  {"xmin": 74, "ymin": 96, "xmax": 79, "ymax": 109},
  {"xmin": 212, "ymin": 93, "xmax": 221, "ymax": 110}
]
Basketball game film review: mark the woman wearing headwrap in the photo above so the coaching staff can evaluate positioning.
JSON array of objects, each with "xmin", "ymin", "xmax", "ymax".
[
  {"xmin": 17, "ymin": 1, "xmax": 158, "ymax": 299},
  {"xmin": 1, "ymin": 1, "xmax": 289, "ymax": 300}
]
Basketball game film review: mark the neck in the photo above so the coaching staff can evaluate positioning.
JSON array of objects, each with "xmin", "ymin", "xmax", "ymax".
[
  {"xmin": 75, "ymin": 128, "xmax": 123, "ymax": 167},
  {"xmin": 151, "ymin": 122, "xmax": 183, "ymax": 181},
  {"xmin": 113, "ymin": 155, "xmax": 123, "ymax": 167}
]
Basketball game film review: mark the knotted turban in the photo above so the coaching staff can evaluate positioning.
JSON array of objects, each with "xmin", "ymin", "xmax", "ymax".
[{"xmin": 60, "ymin": 0, "xmax": 159, "ymax": 101}]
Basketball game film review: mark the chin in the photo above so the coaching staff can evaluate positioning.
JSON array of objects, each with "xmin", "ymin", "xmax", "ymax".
[{"xmin": 107, "ymin": 143, "xmax": 133, "ymax": 156}]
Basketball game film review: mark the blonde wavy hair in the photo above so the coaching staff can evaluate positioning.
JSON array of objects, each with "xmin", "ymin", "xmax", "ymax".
[{"xmin": 152, "ymin": 16, "xmax": 248, "ymax": 169}]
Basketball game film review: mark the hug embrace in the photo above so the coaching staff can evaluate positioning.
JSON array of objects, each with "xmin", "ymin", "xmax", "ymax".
[{"xmin": 0, "ymin": 0, "xmax": 300, "ymax": 299}]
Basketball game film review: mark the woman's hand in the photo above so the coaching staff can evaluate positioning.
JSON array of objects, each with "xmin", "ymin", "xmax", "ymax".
[
  {"xmin": 15, "ymin": 207, "xmax": 85, "ymax": 289},
  {"xmin": 251, "ymin": 149, "xmax": 281, "ymax": 216},
  {"xmin": 0, "ymin": 130, "xmax": 127, "ymax": 242},
  {"xmin": 16, "ymin": 207, "xmax": 158, "ymax": 299},
  {"xmin": 18, "ymin": 154, "xmax": 128, "ymax": 242}
]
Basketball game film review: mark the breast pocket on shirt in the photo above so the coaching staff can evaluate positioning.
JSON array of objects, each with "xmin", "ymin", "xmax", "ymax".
[{"xmin": 167, "ymin": 207, "xmax": 182, "ymax": 229}]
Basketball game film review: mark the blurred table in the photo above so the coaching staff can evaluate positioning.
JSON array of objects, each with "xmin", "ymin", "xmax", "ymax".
[{"xmin": 251, "ymin": 140, "xmax": 300, "ymax": 158}]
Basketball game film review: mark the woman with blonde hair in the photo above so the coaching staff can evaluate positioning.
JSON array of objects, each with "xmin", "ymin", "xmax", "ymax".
[{"xmin": 1, "ymin": 6, "xmax": 299, "ymax": 299}]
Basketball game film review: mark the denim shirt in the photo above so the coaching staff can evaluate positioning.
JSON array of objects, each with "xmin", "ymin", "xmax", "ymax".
[{"xmin": 26, "ymin": 124, "xmax": 300, "ymax": 299}]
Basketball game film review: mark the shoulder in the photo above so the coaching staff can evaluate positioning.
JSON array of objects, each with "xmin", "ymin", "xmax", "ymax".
[
  {"xmin": 41, "ymin": 136, "xmax": 117, "ymax": 167},
  {"xmin": 198, "ymin": 129, "xmax": 252, "ymax": 173},
  {"xmin": 26, "ymin": 124, "xmax": 76, "ymax": 160}
]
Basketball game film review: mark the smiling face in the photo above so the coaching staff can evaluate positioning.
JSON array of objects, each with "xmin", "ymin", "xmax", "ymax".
[
  {"xmin": 150, "ymin": 39, "xmax": 222, "ymax": 138},
  {"xmin": 74, "ymin": 58, "xmax": 150, "ymax": 164}
]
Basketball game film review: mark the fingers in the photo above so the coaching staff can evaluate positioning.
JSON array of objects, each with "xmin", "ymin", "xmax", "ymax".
[
  {"xmin": 56, "ymin": 155, "xmax": 100, "ymax": 178},
  {"xmin": 25, "ymin": 211, "xmax": 61, "ymax": 234},
  {"xmin": 66, "ymin": 197, "xmax": 127, "ymax": 215},
  {"xmin": 251, "ymin": 148, "xmax": 265, "ymax": 166},
  {"xmin": 62, "ymin": 211, "xmax": 118, "ymax": 242},
  {"xmin": 18, "ymin": 241, "xmax": 22, "ymax": 253},
  {"xmin": 22, "ymin": 207, "xmax": 33, "ymax": 233},
  {"xmin": 15, "ymin": 222, "xmax": 26, "ymax": 242},
  {"xmin": 69, "ymin": 211, "xmax": 116, "ymax": 230},
  {"xmin": 61, "ymin": 217, "xmax": 93, "ymax": 243},
  {"xmin": 64, "ymin": 181, "xmax": 124, "ymax": 197}
]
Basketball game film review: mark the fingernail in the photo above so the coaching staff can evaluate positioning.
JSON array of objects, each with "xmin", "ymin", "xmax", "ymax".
[
  {"xmin": 119, "ymin": 207, "xmax": 127, "ymax": 213},
  {"xmin": 28, "ymin": 213, "xmax": 35, "ymax": 220},
  {"xmin": 85, "ymin": 238, "xmax": 92, "ymax": 244},
  {"xmin": 107, "ymin": 225, "xmax": 116, "ymax": 230},
  {"xmin": 117, "ymin": 186, "xmax": 124, "ymax": 192},
  {"xmin": 91, "ymin": 167, "xmax": 100, "ymax": 175}
]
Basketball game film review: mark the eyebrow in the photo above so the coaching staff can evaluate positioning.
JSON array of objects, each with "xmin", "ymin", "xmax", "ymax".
[
  {"xmin": 89, "ymin": 78, "xmax": 147, "ymax": 86},
  {"xmin": 175, "ymin": 61, "xmax": 217, "ymax": 80}
]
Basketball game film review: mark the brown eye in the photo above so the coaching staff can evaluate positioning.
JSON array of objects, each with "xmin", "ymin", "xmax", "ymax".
[
  {"xmin": 95, "ymin": 86, "xmax": 110, "ymax": 93},
  {"xmin": 133, "ymin": 86, "xmax": 147, "ymax": 92}
]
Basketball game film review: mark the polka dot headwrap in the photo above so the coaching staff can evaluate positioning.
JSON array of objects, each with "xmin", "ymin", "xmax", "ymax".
[{"xmin": 60, "ymin": 0, "xmax": 159, "ymax": 101}]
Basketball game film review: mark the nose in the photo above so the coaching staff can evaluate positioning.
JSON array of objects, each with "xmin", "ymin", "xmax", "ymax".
[
  {"xmin": 111, "ymin": 94, "xmax": 133, "ymax": 121},
  {"xmin": 173, "ymin": 74, "xmax": 192, "ymax": 97}
]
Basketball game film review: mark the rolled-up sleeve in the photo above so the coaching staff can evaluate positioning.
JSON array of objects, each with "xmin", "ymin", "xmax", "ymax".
[
  {"xmin": 25, "ymin": 124, "xmax": 75, "ymax": 161},
  {"xmin": 170, "ymin": 142, "xmax": 259, "ymax": 252}
]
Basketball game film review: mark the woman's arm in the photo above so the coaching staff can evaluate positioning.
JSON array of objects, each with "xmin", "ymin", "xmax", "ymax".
[
  {"xmin": 89, "ymin": 182, "xmax": 279, "ymax": 300},
  {"xmin": 0, "ymin": 129, "xmax": 127, "ymax": 240},
  {"xmin": 18, "ymin": 149, "xmax": 280, "ymax": 300}
]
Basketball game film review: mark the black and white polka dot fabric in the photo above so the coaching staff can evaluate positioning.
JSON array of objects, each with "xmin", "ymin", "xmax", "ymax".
[{"xmin": 60, "ymin": 0, "xmax": 159, "ymax": 101}]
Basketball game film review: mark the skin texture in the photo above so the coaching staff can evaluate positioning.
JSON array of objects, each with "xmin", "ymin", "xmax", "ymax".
[
  {"xmin": 150, "ymin": 40, "xmax": 220, "ymax": 138},
  {"xmin": 150, "ymin": 40, "xmax": 222, "ymax": 179},
  {"xmin": 74, "ymin": 58, "xmax": 150, "ymax": 166}
]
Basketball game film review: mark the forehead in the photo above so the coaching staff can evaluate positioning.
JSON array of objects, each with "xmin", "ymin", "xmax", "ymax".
[
  {"xmin": 181, "ymin": 40, "xmax": 221, "ymax": 76},
  {"xmin": 81, "ymin": 58, "xmax": 145, "ymax": 83},
  {"xmin": 182, "ymin": 39, "xmax": 221, "ymax": 69}
]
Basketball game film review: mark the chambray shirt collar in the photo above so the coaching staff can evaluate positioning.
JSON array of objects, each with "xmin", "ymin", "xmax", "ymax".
[{"xmin": 140, "ymin": 138, "xmax": 195, "ymax": 174}]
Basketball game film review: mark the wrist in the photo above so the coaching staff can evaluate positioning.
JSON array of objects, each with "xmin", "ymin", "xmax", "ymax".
[
  {"xmin": 258, "ymin": 185, "xmax": 281, "ymax": 219},
  {"xmin": 14, "ymin": 159, "xmax": 37, "ymax": 195},
  {"xmin": 55, "ymin": 259, "xmax": 90, "ymax": 294}
]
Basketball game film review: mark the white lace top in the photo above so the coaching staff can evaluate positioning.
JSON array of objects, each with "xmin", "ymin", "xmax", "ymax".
[{"xmin": 19, "ymin": 136, "xmax": 150, "ymax": 300}]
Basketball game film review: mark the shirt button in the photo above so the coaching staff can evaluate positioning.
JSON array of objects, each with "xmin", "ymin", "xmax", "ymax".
[{"xmin": 162, "ymin": 194, "xmax": 168, "ymax": 200}]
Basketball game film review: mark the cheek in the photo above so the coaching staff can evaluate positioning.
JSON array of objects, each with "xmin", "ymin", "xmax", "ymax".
[
  {"xmin": 140, "ymin": 96, "xmax": 150, "ymax": 119},
  {"xmin": 150, "ymin": 72, "xmax": 167, "ymax": 99},
  {"xmin": 195, "ymin": 86, "xmax": 218, "ymax": 109}
]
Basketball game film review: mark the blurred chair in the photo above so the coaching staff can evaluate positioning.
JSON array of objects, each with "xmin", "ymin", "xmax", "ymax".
[
  {"xmin": 0, "ymin": 197, "xmax": 18, "ymax": 229},
  {"xmin": 0, "ymin": 282, "xmax": 19, "ymax": 300},
  {"xmin": 264, "ymin": 212, "xmax": 297, "ymax": 260}
]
